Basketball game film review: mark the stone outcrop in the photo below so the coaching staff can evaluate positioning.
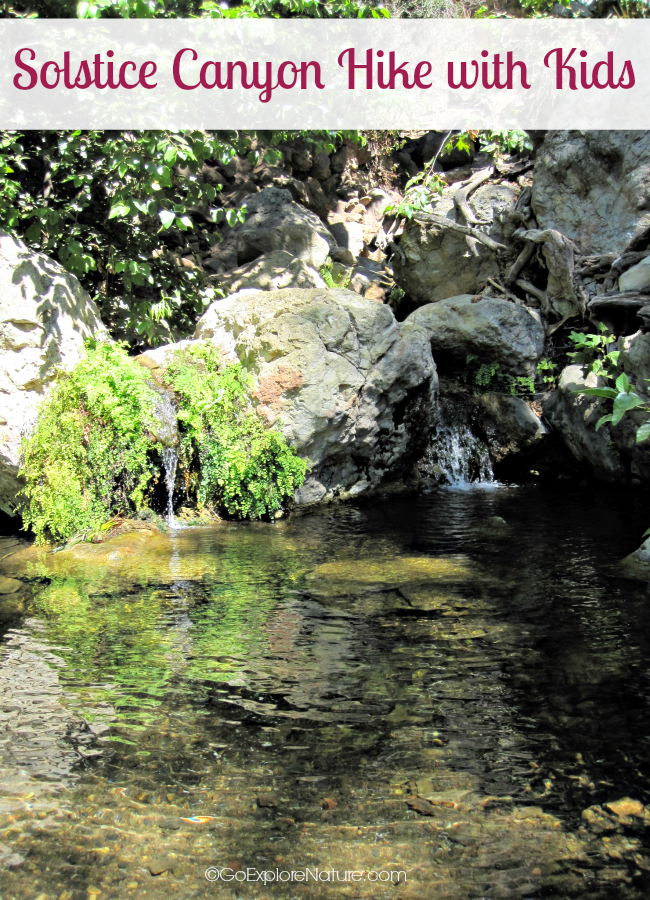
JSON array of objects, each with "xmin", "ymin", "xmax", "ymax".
[
  {"xmin": 406, "ymin": 295, "xmax": 545, "ymax": 376},
  {"xmin": 145, "ymin": 287, "xmax": 437, "ymax": 505},
  {"xmin": 541, "ymin": 366, "xmax": 627, "ymax": 482},
  {"xmin": 532, "ymin": 131, "xmax": 650, "ymax": 255},
  {"xmin": 231, "ymin": 187, "xmax": 336, "ymax": 269},
  {"xmin": 217, "ymin": 250, "xmax": 325, "ymax": 294},
  {"xmin": 0, "ymin": 231, "xmax": 106, "ymax": 516},
  {"xmin": 392, "ymin": 180, "xmax": 520, "ymax": 304}
]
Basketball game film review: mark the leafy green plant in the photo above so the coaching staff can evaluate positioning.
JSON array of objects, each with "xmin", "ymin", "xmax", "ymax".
[
  {"xmin": 165, "ymin": 344, "xmax": 308, "ymax": 519},
  {"xmin": 537, "ymin": 358, "xmax": 558, "ymax": 389},
  {"xmin": 574, "ymin": 372, "xmax": 650, "ymax": 443},
  {"xmin": 470, "ymin": 359, "xmax": 534, "ymax": 396},
  {"xmin": 384, "ymin": 156, "xmax": 445, "ymax": 221},
  {"xmin": 448, "ymin": 129, "xmax": 533, "ymax": 160},
  {"xmin": 19, "ymin": 341, "xmax": 160, "ymax": 543},
  {"xmin": 568, "ymin": 323, "xmax": 620, "ymax": 378}
]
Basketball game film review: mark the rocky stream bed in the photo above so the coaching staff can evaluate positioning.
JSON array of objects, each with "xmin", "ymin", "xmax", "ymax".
[{"xmin": 0, "ymin": 485, "xmax": 650, "ymax": 899}]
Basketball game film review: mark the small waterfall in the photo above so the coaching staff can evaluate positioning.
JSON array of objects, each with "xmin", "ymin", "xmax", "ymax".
[
  {"xmin": 161, "ymin": 446, "xmax": 178, "ymax": 529},
  {"xmin": 151, "ymin": 386, "xmax": 180, "ymax": 529},
  {"xmin": 419, "ymin": 420, "xmax": 496, "ymax": 489},
  {"xmin": 434, "ymin": 422, "xmax": 495, "ymax": 488}
]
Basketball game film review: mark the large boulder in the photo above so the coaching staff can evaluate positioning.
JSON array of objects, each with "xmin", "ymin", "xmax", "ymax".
[
  {"xmin": 232, "ymin": 187, "xmax": 336, "ymax": 269},
  {"xmin": 406, "ymin": 295, "xmax": 545, "ymax": 376},
  {"xmin": 217, "ymin": 251, "xmax": 325, "ymax": 294},
  {"xmin": 0, "ymin": 231, "xmax": 106, "ymax": 516},
  {"xmin": 541, "ymin": 366, "xmax": 627, "ymax": 482},
  {"xmin": 533, "ymin": 132, "xmax": 650, "ymax": 255},
  {"xmin": 146, "ymin": 288, "xmax": 437, "ymax": 505},
  {"xmin": 392, "ymin": 180, "xmax": 519, "ymax": 305}
]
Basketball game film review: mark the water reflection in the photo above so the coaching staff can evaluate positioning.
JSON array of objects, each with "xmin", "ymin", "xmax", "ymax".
[{"xmin": 0, "ymin": 484, "xmax": 649, "ymax": 898}]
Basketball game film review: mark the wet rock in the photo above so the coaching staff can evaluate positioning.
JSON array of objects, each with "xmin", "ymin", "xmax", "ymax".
[
  {"xmin": 533, "ymin": 131, "xmax": 650, "ymax": 255},
  {"xmin": 393, "ymin": 181, "xmax": 519, "ymax": 305},
  {"xmin": 0, "ymin": 230, "xmax": 106, "ymax": 516},
  {"xmin": 582, "ymin": 806, "xmax": 619, "ymax": 834},
  {"xmin": 606, "ymin": 798, "xmax": 645, "ymax": 819},
  {"xmin": 621, "ymin": 537, "xmax": 650, "ymax": 580},
  {"xmin": 217, "ymin": 250, "xmax": 325, "ymax": 294},
  {"xmin": 190, "ymin": 288, "xmax": 437, "ymax": 503},
  {"xmin": 543, "ymin": 366, "xmax": 628, "ymax": 482},
  {"xmin": 158, "ymin": 817, "xmax": 183, "ymax": 830},
  {"xmin": 0, "ymin": 842, "xmax": 25, "ymax": 867},
  {"xmin": 406, "ymin": 797, "xmax": 436, "ymax": 816},
  {"xmin": 407, "ymin": 295, "xmax": 545, "ymax": 377},
  {"xmin": 307, "ymin": 555, "xmax": 469, "ymax": 595},
  {"xmin": 0, "ymin": 576, "xmax": 21, "ymax": 594},
  {"xmin": 257, "ymin": 792, "xmax": 279, "ymax": 808},
  {"xmin": 231, "ymin": 188, "xmax": 336, "ymax": 268},
  {"xmin": 147, "ymin": 857, "xmax": 177, "ymax": 875}
]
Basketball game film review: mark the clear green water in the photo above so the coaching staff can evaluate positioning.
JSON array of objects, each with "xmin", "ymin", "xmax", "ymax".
[{"xmin": 1, "ymin": 483, "xmax": 650, "ymax": 899}]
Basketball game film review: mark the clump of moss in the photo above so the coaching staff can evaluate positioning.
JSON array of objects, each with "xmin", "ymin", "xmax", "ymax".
[
  {"xmin": 20, "ymin": 340, "xmax": 159, "ymax": 544},
  {"xmin": 19, "ymin": 340, "xmax": 308, "ymax": 543},
  {"xmin": 165, "ymin": 344, "xmax": 308, "ymax": 520}
]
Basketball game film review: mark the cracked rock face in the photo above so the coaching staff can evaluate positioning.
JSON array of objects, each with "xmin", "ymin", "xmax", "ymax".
[
  {"xmin": 533, "ymin": 131, "xmax": 650, "ymax": 255},
  {"xmin": 148, "ymin": 287, "xmax": 438, "ymax": 505},
  {"xmin": 0, "ymin": 230, "xmax": 105, "ymax": 516}
]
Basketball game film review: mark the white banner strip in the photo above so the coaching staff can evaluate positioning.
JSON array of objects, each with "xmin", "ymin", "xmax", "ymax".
[{"xmin": 0, "ymin": 19, "xmax": 648, "ymax": 129}]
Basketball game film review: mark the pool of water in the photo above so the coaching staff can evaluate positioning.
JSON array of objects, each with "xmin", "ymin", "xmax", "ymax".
[{"xmin": 1, "ymin": 483, "xmax": 650, "ymax": 899}]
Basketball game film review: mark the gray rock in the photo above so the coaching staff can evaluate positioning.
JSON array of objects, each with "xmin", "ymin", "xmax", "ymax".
[
  {"xmin": 217, "ymin": 251, "xmax": 325, "ymax": 294},
  {"xmin": 541, "ymin": 366, "xmax": 627, "ymax": 482},
  {"xmin": 393, "ymin": 181, "xmax": 519, "ymax": 304},
  {"xmin": 473, "ymin": 392, "xmax": 548, "ymax": 462},
  {"xmin": 191, "ymin": 288, "xmax": 438, "ymax": 503},
  {"xmin": 328, "ymin": 221, "xmax": 364, "ymax": 259},
  {"xmin": 406, "ymin": 295, "xmax": 545, "ymax": 376},
  {"xmin": 0, "ymin": 231, "xmax": 106, "ymax": 516},
  {"xmin": 311, "ymin": 151, "xmax": 331, "ymax": 181},
  {"xmin": 621, "ymin": 537, "xmax": 650, "ymax": 580},
  {"xmin": 233, "ymin": 188, "xmax": 336, "ymax": 269},
  {"xmin": 532, "ymin": 132, "xmax": 650, "ymax": 255},
  {"xmin": 620, "ymin": 256, "xmax": 650, "ymax": 292}
]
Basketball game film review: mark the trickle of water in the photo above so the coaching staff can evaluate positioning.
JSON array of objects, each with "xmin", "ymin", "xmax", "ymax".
[
  {"xmin": 161, "ymin": 446, "xmax": 178, "ymax": 529},
  {"xmin": 153, "ymin": 389, "xmax": 179, "ymax": 448},
  {"xmin": 421, "ymin": 421, "xmax": 496, "ymax": 488}
]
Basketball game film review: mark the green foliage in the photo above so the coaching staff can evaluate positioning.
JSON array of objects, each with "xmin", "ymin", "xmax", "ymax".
[
  {"xmin": 165, "ymin": 344, "xmax": 308, "ymax": 519},
  {"xmin": 3, "ymin": 130, "xmax": 237, "ymax": 346},
  {"xmin": 19, "ymin": 341, "xmax": 159, "ymax": 543},
  {"xmin": 465, "ymin": 356, "xmax": 534, "ymax": 396},
  {"xmin": 537, "ymin": 357, "xmax": 558, "ymax": 389},
  {"xmin": 320, "ymin": 258, "xmax": 352, "ymax": 288},
  {"xmin": 576, "ymin": 372, "xmax": 650, "ymax": 440},
  {"xmin": 1, "ymin": 127, "xmax": 365, "ymax": 349},
  {"xmin": 383, "ymin": 156, "xmax": 445, "ymax": 221},
  {"xmin": 568, "ymin": 323, "xmax": 620, "ymax": 378},
  {"xmin": 450, "ymin": 129, "xmax": 533, "ymax": 160}
]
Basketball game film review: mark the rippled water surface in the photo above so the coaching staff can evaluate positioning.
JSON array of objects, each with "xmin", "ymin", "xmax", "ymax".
[{"xmin": 1, "ymin": 483, "xmax": 650, "ymax": 899}]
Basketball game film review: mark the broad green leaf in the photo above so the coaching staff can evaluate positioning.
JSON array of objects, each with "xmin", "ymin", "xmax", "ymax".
[
  {"xmin": 574, "ymin": 387, "xmax": 617, "ymax": 399},
  {"xmin": 615, "ymin": 372, "xmax": 631, "ymax": 394},
  {"xmin": 158, "ymin": 209, "xmax": 175, "ymax": 229},
  {"xmin": 595, "ymin": 414, "xmax": 614, "ymax": 431},
  {"xmin": 108, "ymin": 203, "xmax": 130, "ymax": 219},
  {"xmin": 636, "ymin": 421, "xmax": 650, "ymax": 443},
  {"xmin": 612, "ymin": 391, "xmax": 645, "ymax": 426}
]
